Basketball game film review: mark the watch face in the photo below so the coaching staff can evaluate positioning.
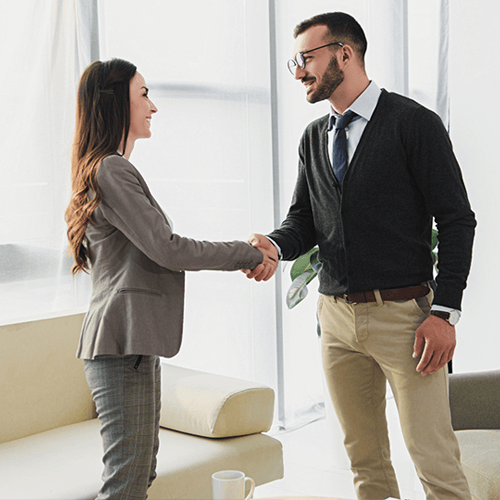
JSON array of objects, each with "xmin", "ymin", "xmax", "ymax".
[{"xmin": 449, "ymin": 310, "xmax": 460, "ymax": 326}]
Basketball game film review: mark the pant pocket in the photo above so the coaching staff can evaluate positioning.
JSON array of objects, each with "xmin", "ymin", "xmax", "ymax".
[
  {"xmin": 414, "ymin": 295, "xmax": 431, "ymax": 316},
  {"xmin": 132, "ymin": 355, "xmax": 143, "ymax": 371}
]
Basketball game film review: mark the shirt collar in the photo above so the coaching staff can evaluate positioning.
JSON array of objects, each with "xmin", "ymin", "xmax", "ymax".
[{"xmin": 328, "ymin": 81, "xmax": 382, "ymax": 131}]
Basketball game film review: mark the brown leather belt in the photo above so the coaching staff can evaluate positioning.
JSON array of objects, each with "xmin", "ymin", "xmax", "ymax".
[{"xmin": 337, "ymin": 284, "xmax": 429, "ymax": 304}]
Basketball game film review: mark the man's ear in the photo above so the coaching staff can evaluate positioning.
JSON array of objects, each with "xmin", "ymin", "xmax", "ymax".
[
  {"xmin": 340, "ymin": 44, "xmax": 354, "ymax": 63},
  {"xmin": 337, "ymin": 44, "xmax": 360, "ymax": 71}
]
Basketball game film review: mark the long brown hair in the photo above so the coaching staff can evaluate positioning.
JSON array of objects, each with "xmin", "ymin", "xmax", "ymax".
[{"xmin": 65, "ymin": 58, "xmax": 137, "ymax": 274}]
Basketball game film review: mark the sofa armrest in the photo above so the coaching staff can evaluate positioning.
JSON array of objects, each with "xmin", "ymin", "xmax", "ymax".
[
  {"xmin": 449, "ymin": 370, "xmax": 500, "ymax": 431},
  {"xmin": 159, "ymin": 363, "xmax": 275, "ymax": 438}
]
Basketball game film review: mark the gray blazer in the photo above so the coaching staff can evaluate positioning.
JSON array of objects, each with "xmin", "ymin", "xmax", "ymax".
[{"xmin": 76, "ymin": 155, "xmax": 263, "ymax": 359}]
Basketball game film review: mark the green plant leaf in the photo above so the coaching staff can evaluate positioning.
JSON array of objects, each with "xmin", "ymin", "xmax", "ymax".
[
  {"xmin": 286, "ymin": 269, "xmax": 317, "ymax": 309},
  {"xmin": 431, "ymin": 229, "xmax": 439, "ymax": 250},
  {"xmin": 290, "ymin": 247, "xmax": 319, "ymax": 282},
  {"xmin": 310, "ymin": 251, "xmax": 321, "ymax": 273}
]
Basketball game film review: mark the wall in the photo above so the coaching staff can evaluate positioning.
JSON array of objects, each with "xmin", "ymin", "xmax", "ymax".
[{"xmin": 449, "ymin": 2, "xmax": 500, "ymax": 373}]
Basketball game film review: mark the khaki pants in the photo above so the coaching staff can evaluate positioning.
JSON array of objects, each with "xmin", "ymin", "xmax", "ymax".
[{"xmin": 318, "ymin": 291, "xmax": 471, "ymax": 500}]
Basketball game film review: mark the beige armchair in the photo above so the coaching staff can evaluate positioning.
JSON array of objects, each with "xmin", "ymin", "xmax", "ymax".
[{"xmin": 449, "ymin": 370, "xmax": 500, "ymax": 500}]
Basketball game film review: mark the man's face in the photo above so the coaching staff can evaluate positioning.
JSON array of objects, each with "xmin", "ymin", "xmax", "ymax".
[{"xmin": 292, "ymin": 25, "xmax": 344, "ymax": 103}]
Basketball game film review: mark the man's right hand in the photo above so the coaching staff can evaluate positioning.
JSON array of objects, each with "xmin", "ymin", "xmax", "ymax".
[{"xmin": 243, "ymin": 233, "xmax": 279, "ymax": 282}]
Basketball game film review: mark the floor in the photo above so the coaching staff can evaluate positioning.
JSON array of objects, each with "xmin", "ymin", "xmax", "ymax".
[
  {"xmin": 254, "ymin": 403, "xmax": 427, "ymax": 500},
  {"xmin": 254, "ymin": 417, "xmax": 357, "ymax": 499}
]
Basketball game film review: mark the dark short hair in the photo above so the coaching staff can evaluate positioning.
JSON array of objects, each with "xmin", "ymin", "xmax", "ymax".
[{"xmin": 294, "ymin": 12, "xmax": 367, "ymax": 61}]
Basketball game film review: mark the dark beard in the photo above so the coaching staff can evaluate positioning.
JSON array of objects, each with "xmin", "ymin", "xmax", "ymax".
[{"xmin": 306, "ymin": 56, "xmax": 344, "ymax": 103}]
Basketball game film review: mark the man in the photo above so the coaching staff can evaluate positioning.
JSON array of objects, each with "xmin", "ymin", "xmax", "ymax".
[{"xmin": 246, "ymin": 12, "xmax": 476, "ymax": 500}]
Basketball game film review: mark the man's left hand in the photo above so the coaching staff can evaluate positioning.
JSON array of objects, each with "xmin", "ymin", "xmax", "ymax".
[{"xmin": 413, "ymin": 314, "xmax": 456, "ymax": 376}]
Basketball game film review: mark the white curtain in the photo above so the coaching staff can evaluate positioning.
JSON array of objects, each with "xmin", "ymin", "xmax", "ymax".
[
  {"xmin": 97, "ymin": 0, "xmax": 278, "ymax": 390},
  {"xmin": 0, "ymin": 0, "xmax": 279, "ymax": 415},
  {"xmin": 1, "ymin": 0, "xmax": 449, "ymax": 439},
  {"xmin": 0, "ymin": 0, "xmax": 97, "ymax": 325},
  {"xmin": 448, "ymin": 0, "xmax": 500, "ymax": 375}
]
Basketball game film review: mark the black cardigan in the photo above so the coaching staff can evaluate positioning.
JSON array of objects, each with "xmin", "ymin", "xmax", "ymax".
[{"xmin": 269, "ymin": 90, "xmax": 476, "ymax": 310}]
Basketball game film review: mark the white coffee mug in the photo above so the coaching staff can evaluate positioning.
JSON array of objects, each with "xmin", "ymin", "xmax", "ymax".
[{"xmin": 212, "ymin": 470, "xmax": 255, "ymax": 500}]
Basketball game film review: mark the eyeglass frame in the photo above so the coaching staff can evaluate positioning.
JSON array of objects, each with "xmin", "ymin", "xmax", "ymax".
[{"xmin": 287, "ymin": 42, "xmax": 344, "ymax": 75}]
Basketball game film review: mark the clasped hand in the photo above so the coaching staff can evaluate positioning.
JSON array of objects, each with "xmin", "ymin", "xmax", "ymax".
[{"xmin": 242, "ymin": 233, "xmax": 279, "ymax": 282}]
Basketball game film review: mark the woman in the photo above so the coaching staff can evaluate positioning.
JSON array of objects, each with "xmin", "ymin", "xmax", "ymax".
[{"xmin": 65, "ymin": 58, "xmax": 275, "ymax": 499}]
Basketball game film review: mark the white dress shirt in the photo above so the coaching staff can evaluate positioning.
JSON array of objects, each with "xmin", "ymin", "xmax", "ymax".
[{"xmin": 328, "ymin": 80, "xmax": 381, "ymax": 165}]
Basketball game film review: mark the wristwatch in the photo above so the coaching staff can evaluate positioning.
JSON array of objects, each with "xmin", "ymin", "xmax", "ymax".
[{"xmin": 430, "ymin": 310, "xmax": 460, "ymax": 326}]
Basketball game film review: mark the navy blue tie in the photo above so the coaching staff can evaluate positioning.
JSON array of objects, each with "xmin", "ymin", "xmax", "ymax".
[{"xmin": 331, "ymin": 110, "xmax": 357, "ymax": 186}]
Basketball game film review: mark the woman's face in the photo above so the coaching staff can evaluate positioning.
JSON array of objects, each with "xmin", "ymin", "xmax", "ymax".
[{"xmin": 128, "ymin": 72, "xmax": 158, "ymax": 143}]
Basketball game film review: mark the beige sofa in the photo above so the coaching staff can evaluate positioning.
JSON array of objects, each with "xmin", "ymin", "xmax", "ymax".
[
  {"xmin": 0, "ymin": 313, "xmax": 283, "ymax": 499},
  {"xmin": 449, "ymin": 370, "xmax": 500, "ymax": 500}
]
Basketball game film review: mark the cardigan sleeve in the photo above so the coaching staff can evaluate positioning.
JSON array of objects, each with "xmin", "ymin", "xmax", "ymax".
[
  {"xmin": 406, "ymin": 107, "xmax": 476, "ymax": 309},
  {"xmin": 95, "ymin": 156, "xmax": 263, "ymax": 272},
  {"xmin": 267, "ymin": 140, "xmax": 318, "ymax": 261}
]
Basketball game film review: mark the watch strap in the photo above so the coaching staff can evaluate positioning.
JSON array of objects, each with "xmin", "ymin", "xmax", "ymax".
[
  {"xmin": 431, "ymin": 310, "xmax": 450, "ymax": 321},
  {"xmin": 431, "ymin": 310, "xmax": 459, "ymax": 326}
]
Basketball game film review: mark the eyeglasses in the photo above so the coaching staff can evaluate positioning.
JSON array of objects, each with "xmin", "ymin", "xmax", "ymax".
[{"xmin": 287, "ymin": 42, "xmax": 344, "ymax": 75}]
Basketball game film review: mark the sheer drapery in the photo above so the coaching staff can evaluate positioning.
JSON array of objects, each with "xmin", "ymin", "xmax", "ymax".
[
  {"xmin": 1, "ymin": 0, "xmax": 449, "ymax": 435},
  {"xmin": 0, "ymin": 0, "xmax": 97, "ymax": 325},
  {"xmin": 97, "ymin": 0, "xmax": 278, "ymax": 390},
  {"xmin": 0, "ymin": 0, "xmax": 279, "ymax": 411}
]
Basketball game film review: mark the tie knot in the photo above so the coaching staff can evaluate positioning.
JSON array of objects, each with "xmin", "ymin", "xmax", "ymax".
[{"xmin": 334, "ymin": 110, "xmax": 357, "ymax": 130}]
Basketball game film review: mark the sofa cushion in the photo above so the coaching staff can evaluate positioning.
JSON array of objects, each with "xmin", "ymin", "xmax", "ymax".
[
  {"xmin": 0, "ymin": 418, "xmax": 284, "ymax": 500},
  {"xmin": 149, "ymin": 426, "xmax": 284, "ymax": 499},
  {"xmin": 159, "ymin": 364, "xmax": 274, "ymax": 438},
  {"xmin": 0, "ymin": 420, "xmax": 102, "ymax": 500},
  {"xmin": 456, "ymin": 429, "xmax": 500, "ymax": 500}
]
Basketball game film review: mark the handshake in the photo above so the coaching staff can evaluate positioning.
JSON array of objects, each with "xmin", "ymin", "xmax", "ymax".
[{"xmin": 243, "ymin": 233, "xmax": 279, "ymax": 282}]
